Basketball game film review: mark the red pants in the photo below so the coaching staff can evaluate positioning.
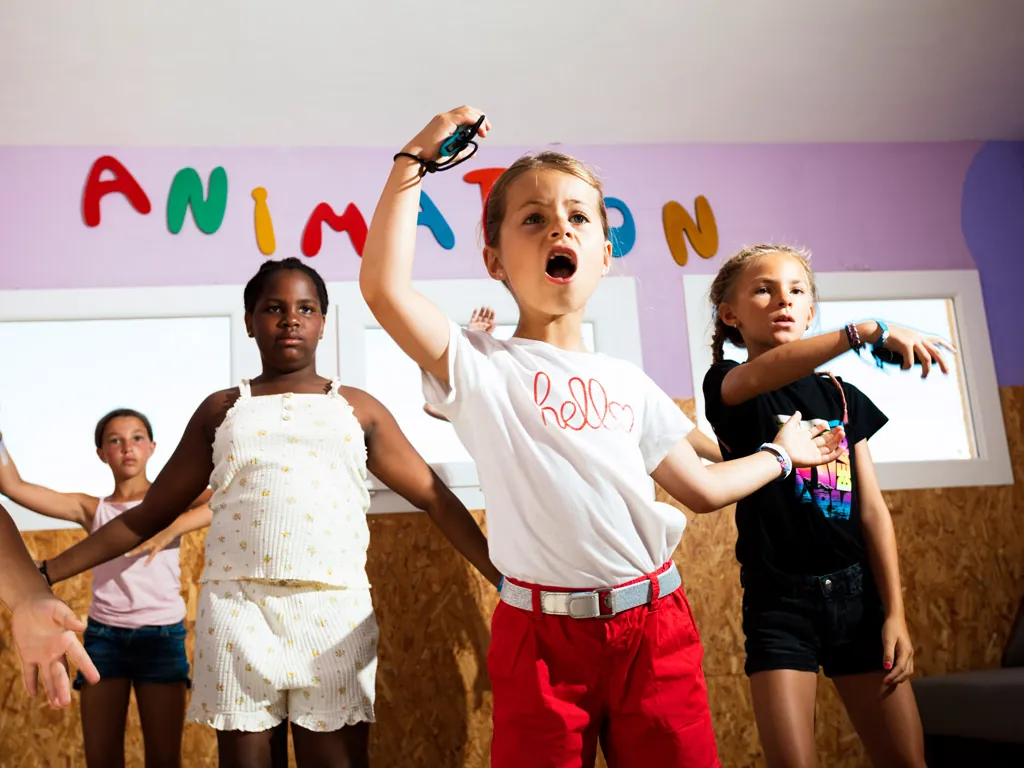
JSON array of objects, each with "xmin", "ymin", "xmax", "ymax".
[{"xmin": 489, "ymin": 565, "xmax": 720, "ymax": 768}]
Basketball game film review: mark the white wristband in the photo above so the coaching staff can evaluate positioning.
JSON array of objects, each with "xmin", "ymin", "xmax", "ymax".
[{"xmin": 759, "ymin": 442, "xmax": 792, "ymax": 481}]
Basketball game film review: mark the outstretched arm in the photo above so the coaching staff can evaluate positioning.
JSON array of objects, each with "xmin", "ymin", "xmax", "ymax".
[
  {"xmin": 126, "ymin": 498, "xmax": 213, "ymax": 565},
  {"xmin": 43, "ymin": 393, "xmax": 227, "ymax": 584},
  {"xmin": 720, "ymin": 323, "xmax": 955, "ymax": 407},
  {"xmin": 0, "ymin": 502, "xmax": 99, "ymax": 707},
  {"xmin": 0, "ymin": 431, "xmax": 96, "ymax": 529},
  {"xmin": 349, "ymin": 388, "xmax": 500, "ymax": 586},
  {"xmin": 652, "ymin": 412, "xmax": 845, "ymax": 513},
  {"xmin": 686, "ymin": 429, "xmax": 723, "ymax": 463},
  {"xmin": 361, "ymin": 107, "xmax": 492, "ymax": 382}
]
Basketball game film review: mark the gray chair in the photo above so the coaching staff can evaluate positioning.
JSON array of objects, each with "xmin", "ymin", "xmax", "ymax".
[{"xmin": 913, "ymin": 598, "xmax": 1024, "ymax": 766}]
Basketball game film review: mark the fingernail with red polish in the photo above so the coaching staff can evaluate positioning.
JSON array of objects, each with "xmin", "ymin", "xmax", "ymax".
[{"xmin": 884, "ymin": 662, "xmax": 892, "ymax": 669}]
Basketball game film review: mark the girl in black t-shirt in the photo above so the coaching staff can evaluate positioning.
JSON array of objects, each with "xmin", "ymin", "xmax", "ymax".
[{"xmin": 703, "ymin": 244, "xmax": 954, "ymax": 768}]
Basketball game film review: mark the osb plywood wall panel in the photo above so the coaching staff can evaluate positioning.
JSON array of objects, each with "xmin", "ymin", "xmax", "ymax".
[{"xmin": 1, "ymin": 387, "xmax": 1022, "ymax": 768}]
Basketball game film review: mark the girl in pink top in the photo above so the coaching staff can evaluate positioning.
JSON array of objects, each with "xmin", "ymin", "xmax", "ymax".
[{"xmin": 0, "ymin": 409, "xmax": 210, "ymax": 768}]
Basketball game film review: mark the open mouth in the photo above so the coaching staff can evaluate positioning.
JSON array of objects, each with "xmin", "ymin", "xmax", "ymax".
[
  {"xmin": 772, "ymin": 313, "xmax": 795, "ymax": 325},
  {"xmin": 545, "ymin": 247, "xmax": 578, "ymax": 283}
]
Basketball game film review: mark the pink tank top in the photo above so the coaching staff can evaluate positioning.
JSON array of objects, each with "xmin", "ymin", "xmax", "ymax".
[{"xmin": 88, "ymin": 498, "xmax": 186, "ymax": 628}]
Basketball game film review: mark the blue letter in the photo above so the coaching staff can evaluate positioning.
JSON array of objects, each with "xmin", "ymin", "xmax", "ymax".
[
  {"xmin": 418, "ymin": 191, "xmax": 455, "ymax": 250},
  {"xmin": 605, "ymin": 197, "xmax": 635, "ymax": 257}
]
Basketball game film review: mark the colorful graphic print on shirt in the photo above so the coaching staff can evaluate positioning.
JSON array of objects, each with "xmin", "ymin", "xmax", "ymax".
[{"xmin": 775, "ymin": 415, "xmax": 852, "ymax": 521}]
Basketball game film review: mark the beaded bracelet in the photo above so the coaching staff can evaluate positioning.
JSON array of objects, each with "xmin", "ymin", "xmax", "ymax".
[
  {"xmin": 759, "ymin": 442, "xmax": 793, "ymax": 481},
  {"xmin": 845, "ymin": 322, "xmax": 863, "ymax": 351}
]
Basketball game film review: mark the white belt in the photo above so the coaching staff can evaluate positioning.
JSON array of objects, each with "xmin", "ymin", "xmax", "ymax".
[{"xmin": 499, "ymin": 564, "xmax": 681, "ymax": 619}]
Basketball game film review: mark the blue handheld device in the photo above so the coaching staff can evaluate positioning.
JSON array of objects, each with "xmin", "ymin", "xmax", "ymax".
[{"xmin": 439, "ymin": 114, "xmax": 486, "ymax": 157}]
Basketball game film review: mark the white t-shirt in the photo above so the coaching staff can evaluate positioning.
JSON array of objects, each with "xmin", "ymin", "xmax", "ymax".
[{"xmin": 423, "ymin": 321, "xmax": 694, "ymax": 587}]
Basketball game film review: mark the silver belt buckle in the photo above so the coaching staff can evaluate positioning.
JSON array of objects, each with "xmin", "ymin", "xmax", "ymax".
[{"xmin": 567, "ymin": 588, "xmax": 616, "ymax": 619}]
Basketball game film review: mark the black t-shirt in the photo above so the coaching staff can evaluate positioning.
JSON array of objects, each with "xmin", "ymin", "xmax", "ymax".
[{"xmin": 703, "ymin": 360, "xmax": 888, "ymax": 576}]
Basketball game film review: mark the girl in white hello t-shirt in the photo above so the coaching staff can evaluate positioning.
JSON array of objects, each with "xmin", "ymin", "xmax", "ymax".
[{"xmin": 361, "ymin": 106, "xmax": 847, "ymax": 768}]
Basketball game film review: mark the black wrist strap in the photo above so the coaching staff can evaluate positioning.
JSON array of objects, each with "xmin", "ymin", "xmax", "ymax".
[
  {"xmin": 393, "ymin": 142, "xmax": 479, "ymax": 177},
  {"xmin": 39, "ymin": 560, "xmax": 53, "ymax": 587}
]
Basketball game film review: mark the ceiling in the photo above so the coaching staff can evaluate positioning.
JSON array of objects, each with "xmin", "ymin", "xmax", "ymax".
[{"xmin": 2, "ymin": 0, "xmax": 1022, "ymax": 145}]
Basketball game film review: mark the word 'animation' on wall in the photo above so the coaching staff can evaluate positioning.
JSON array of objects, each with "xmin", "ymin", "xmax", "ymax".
[{"xmin": 81, "ymin": 156, "xmax": 719, "ymax": 266}]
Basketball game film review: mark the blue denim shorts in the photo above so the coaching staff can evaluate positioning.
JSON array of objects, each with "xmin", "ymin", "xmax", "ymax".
[{"xmin": 73, "ymin": 618, "xmax": 191, "ymax": 690}]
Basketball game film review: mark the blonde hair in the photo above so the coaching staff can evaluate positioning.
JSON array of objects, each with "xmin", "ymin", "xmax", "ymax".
[
  {"xmin": 708, "ymin": 244, "xmax": 818, "ymax": 364},
  {"xmin": 483, "ymin": 152, "xmax": 609, "ymax": 247}
]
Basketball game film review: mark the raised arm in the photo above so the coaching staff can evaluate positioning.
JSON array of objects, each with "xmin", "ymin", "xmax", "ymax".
[
  {"xmin": 43, "ymin": 394, "xmax": 226, "ymax": 584},
  {"xmin": 360, "ymin": 107, "xmax": 491, "ymax": 382},
  {"xmin": 652, "ymin": 412, "xmax": 845, "ymax": 513},
  {"xmin": 0, "ymin": 502, "xmax": 99, "ymax": 707},
  {"xmin": 0, "ymin": 431, "xmax": 96, "ymax": 529},
  {"xmin": 720, "ymin": 322, "xmax": 955, "ymax": 407},
  {"xmin": 347, "ymin": 387, "xmax": 500, "ymax": 586}
]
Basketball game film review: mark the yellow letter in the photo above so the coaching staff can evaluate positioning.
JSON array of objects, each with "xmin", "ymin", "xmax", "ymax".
[{"xmin": 252, "ymin": 187, "xmax": 276, "ymax": 255}]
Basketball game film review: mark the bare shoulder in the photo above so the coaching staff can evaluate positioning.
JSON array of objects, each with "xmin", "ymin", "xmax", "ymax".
[
  {"xmin": 198, "ymin": 387, "xmax": 243, "ymax": 442},
  {"xmin": 338, "ymin": 386, "xmax": 387, "ymax": 430}
]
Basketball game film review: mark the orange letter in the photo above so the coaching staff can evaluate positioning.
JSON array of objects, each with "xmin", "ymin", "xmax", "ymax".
[
  {"xmin": 662, "ymin": 196, "xmax": 718, "ymax": 267},
  {"xmin": 82, "ymin": 155, "xmax": 151, "ymax": 227}
]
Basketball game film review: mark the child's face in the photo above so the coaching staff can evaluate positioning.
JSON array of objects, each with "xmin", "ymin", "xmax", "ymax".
[
  {"xmin": 719, "ymin": 252, "xmax": 816, "ymax": 353},
  {"xmin": 96, "ymin": 417, "xmax": 154, "ymax": 479},
  {"xmin": 245, "ymin": 270, "xmax": 325, "ymax": 371},
  {"xmin": 483, "ymin": 169, "xmax": 611, "ymax": 318}
]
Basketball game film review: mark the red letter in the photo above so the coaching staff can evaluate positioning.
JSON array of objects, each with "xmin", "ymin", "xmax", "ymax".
[
  {"xmin": 565, "ymin": 377, "xmax": 589, "ymax": 431},
  {"xmin": 533, "ymin": 371, "xmax": 562, "ymax": 428},
  {"xmin": 82, "ymin": 155, "xmax": 152, "ymax": 227},
  {"xmin": 301, "ymin": 203, "xmax": 367, "ymax": 257},
  {"xmin": 463, "ymin": 168, "xmax": 507, "ymax": 208}
]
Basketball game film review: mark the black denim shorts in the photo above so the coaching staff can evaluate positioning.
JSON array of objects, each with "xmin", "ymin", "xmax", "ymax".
[{"xmin": 741, "ymin": 562, "xmax": 885, "ymax": 678}]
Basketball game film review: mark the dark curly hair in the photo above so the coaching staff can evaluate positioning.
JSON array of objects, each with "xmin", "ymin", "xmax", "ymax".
[{"xmin": 243, "ymin": 258, "xmax": 329, "ymax": 314}]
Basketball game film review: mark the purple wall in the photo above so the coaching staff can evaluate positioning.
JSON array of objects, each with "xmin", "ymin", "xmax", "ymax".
[
  {"xmin": 961, "ymin": 141, "xmax": 1024, "ymax": 387},
  {"xmin": 2, "ymin": 142, "xmax": 1013, "ymax": 396}
]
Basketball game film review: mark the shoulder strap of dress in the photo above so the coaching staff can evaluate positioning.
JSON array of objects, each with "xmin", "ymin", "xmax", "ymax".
[
  {"xmin": 327, "ymin": 377, "xmax": 342, "ymax": 398},
  {"xmin": 239, "ymin": 379, "xmax": 252, "ymax": 398}
]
